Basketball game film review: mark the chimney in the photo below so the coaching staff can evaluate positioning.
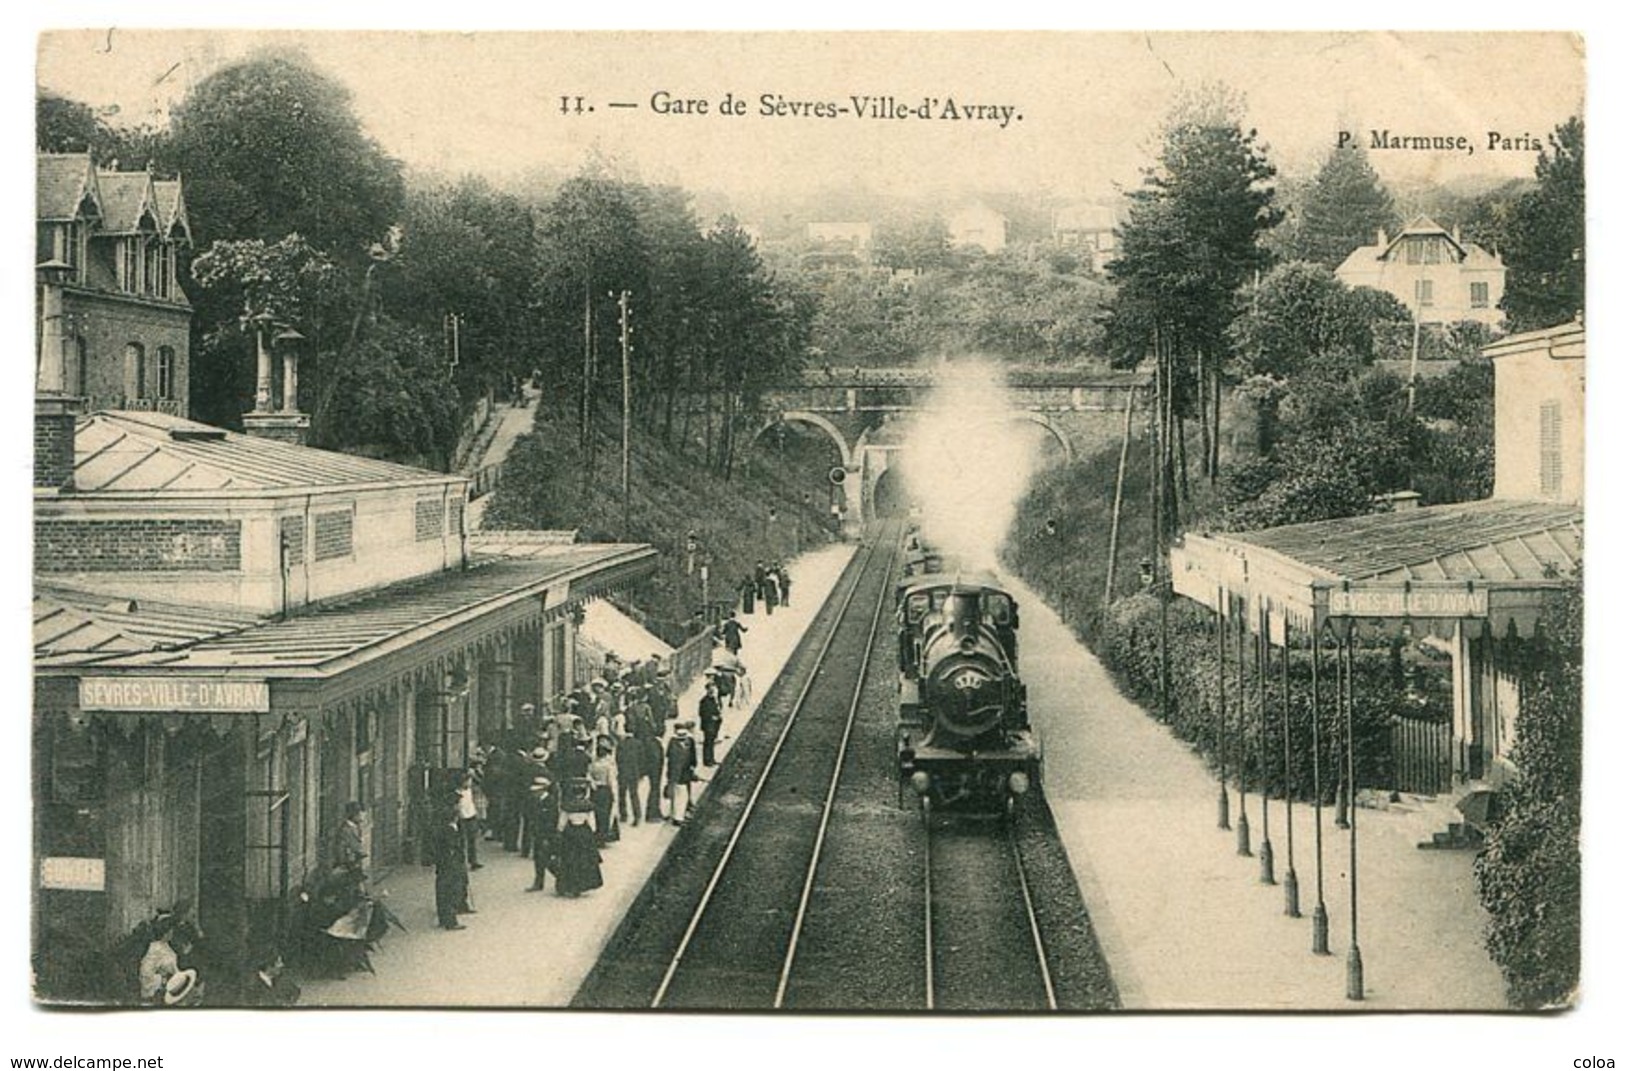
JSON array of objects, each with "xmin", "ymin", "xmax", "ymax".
[
  {"xmin": 34, "ymin": 397, "xmax": 79, "ymax": 492},
  {"xmin": 35, "ymin": 259, "xmax": 83, "ymax": 492},
  {"xmin": 1376, "ymin": 227, "xmax": 1388, "ymax": 248}
]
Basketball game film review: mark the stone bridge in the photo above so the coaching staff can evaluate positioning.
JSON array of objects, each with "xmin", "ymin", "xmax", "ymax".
[{"xmin": 752, "ymin": 365, "xmax": 1150, "ymax": 530}]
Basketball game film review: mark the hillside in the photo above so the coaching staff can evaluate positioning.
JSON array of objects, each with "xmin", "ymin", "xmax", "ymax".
[{"xmin": 482, "ymin": 402, "xmax": 841, "ymax": 643}]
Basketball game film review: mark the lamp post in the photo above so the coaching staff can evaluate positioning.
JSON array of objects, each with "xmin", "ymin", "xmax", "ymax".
[
  {"xmin": 1235, "ymin": 598, "xmax": 1252, "ymax": 857},
  {"xmin": 1257, "ymin": 611, "xmax": 1275, "ymax": 885},
  {"xmin": 1282, "ymin": 617, "xmax": 1300, "ymax": 917},
  {"xmin": 1216, "ymin": 601, "xmax": 1230, "ymax": 831},
  {"xmin": 1310, "ymin": 626, "xmax": 1331, "ymax": 955},
  {"xmin": 1343, "ymin": 620, "xmax": 1364, "ymax": 1001}
]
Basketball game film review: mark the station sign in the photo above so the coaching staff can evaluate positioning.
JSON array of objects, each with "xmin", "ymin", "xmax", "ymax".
[
  {"xmin": 79, "ymin": 676, "xmax": 270, "ymax": 714},
  {"xmin": 1326, "ymin": 588, "xmax": 1489, "ymax": 619},
  {"xmin": 39, "ymin": 856, "xmax": 106, "ymax": 892}
]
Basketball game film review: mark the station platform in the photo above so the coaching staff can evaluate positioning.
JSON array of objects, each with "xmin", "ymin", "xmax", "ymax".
[
  {"xmin": 1005, "ymin": 573, "xmax": 1507, "ymax": 1010},
  {"xmin": 299, "ymin": 541, "xmax": 857, "ymax": 1006}
]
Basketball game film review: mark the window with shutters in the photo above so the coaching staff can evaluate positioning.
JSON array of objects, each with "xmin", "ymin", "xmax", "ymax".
[
  {"xmin": 1414, "ymin": 279, "xmax": 1434, "ymax": 306},
  {"xmin": 1470, "ymin": 281, "xmax": 1489, "ymax": 308},
  {"xmin": 1539, "ymin": 401, "xmax": 1563, "ymax": 498}
]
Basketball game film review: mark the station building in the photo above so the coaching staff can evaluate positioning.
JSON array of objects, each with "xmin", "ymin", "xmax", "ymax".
[
  {"xmin": 1171, "ymin": 318, "xmax": 1583, "ymax": 796},
  {"xmin": 33, "ymin": 407, "xmax": 656, "ymax": 1002}
]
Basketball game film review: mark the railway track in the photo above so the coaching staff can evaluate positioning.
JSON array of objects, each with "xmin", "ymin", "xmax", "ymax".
[
  {"xmin": 924, "ymin": 810, "xmax": 1058, "ymax": 1011},
  {"xmin": 573, "ymin": 522, "xmax": 902, "ymax": 1008},
  {"xmin": 574, "ymin": 520, "xmax": 1117, "ymax": 1012}
]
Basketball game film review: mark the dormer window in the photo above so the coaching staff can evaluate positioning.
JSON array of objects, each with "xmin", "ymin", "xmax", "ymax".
[{"xmin": 118, "ymin": 237, "xmax": 144, "ymax": 294}]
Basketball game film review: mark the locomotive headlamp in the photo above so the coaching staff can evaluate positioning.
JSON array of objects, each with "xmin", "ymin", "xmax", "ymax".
[
  {"xmin": 1009, "ymin": 771, "xmax": 1030, "ymax": 796},
  {"xmin": 910, "ymin": 771, "xmax": 932, "ymax": 797}
]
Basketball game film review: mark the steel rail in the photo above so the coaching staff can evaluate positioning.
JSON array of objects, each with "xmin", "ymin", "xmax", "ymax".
[
  {"xmin": 924, "ymin": 817, "xmax": 1059, "ymax": 1010},
  {"xmin": 773, "ymin": 529, "xmax": 900, "ymax": 1007},
  {"xmin": 1009, "ymin": 822, "xmax": 1059, "ymax": 1010},
  {"xmin": 922, "ymin": 805, "xmax": 935, "ymax": 1010},
  {"xmin": 649, "ymin": 530, "xmax": 890, "ymax": 1008}
]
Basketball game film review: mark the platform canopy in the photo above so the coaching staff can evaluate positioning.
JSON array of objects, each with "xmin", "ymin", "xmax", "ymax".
[{"xmin": 1170, "ymin": 498, "xmax": 1581, "ymax": 638}]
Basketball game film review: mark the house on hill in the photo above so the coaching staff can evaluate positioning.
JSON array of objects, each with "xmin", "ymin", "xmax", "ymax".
[{"xmin": 1334, "ymin": 215, "xmax": 1506, "ymax": 327}]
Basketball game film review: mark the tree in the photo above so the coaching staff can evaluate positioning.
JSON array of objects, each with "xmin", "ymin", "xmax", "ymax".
[
  {"xmin": 1499, "ymin": 117, "xmax": 1584, "ymax": 330},
  {"xmin": 36, "ymin": 89, "xmax": 166, "ymax": 163},
  {"xmin": 165, "ymin": 48, "xmax": 404, "ymax": 263},
  {"xmin": 533, "ymin": 172, "xmax": 648, "ymax": 457},
  {"xmin": 1229, "ymin": 263, "xmax": 1408, "ymax": 453},
  {"xmin": 188, "ymin": 235, "xmax": 343, "ymax": 428},
  {"xmin": 1475, "ymin": 576, "xmax": 1581, "ymax": 1008},
  {"xmin": 872, "ymin": 214, "xmax": 952, "ymax": 272},
  {"xmin": 1293, "ymin": 145, "xmax": 1398, "ymax": 268},
  {"xmin": 1103, "ymin": 85, "xmax": 1282, "ymax": 521}
]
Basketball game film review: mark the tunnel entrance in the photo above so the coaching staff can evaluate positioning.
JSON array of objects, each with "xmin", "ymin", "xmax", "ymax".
[{"xmin": 871, "ymin": 465, "xmax": 910, "ymax": 518}]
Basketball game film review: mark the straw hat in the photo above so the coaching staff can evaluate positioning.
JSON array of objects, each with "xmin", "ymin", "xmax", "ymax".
[{"xmin": 163, "ymin": 968, "xmax": 200, "ymax": 1006}]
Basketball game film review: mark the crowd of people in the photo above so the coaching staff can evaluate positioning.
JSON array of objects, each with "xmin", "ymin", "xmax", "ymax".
[
  {"xmin": 738, "ymin": 560, "xmax": 792, "ymax": 615},
  {"xmin": 426, "ymin": 646, "xmax": 753, "ymax": 932}
]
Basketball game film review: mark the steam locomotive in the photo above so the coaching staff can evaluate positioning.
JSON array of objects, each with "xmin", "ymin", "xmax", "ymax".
[{"xmin": 895, "ymin": 567, "xmax": 1041, "ymax": 812}]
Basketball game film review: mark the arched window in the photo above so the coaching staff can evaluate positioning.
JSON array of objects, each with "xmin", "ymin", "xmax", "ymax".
[
  {"xmin": 124, "ymin": 342, "xmax": 146, "ymax": 403},
  {"xmin": 156, "ymin": 346, "xmax": 175, "ymax": 400}
]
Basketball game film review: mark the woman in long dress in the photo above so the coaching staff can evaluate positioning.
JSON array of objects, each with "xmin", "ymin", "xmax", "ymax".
[{"xmin": 553, "ymin": 810, "xmax": 603, "ymax": 897}]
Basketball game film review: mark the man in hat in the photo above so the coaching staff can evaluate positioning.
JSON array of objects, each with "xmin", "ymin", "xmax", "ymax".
[
  {"xmin": 699, "ymin": 680, "xmax": 724, "ymax": 768},
  {"xmin": 525, "ymin": 774, "xmax": 558, "ymax": 892},
  {"xmin": 433, "ymin": 800, "xmax": 470, "ymax": 930},
  {"xmin": 517, "ymin": 700, "xmax": 540, "ymax": 742},
  {"xmin": 616, "ymin": 687, "xmax": 647, "ymax": 826},
  {"xmin": 665, "ymin": 721, "xmax": 700, "ymax": 825},
  {"xmin": 455, "ymin": 770, "xmax": 482, "ymax": 870},
  {"xmin": 721, "ymin": 611, "xmax": 747, "ymax": 656}
]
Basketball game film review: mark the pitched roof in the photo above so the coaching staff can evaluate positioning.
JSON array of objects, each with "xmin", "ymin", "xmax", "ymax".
[
  {"xmin": 40, "ymin": 544, "xmax": 657, "ymax": 677},
  {"xmin": 96, "ymin": 170, "xmax": 161, "ymax": 235},
  {"xmin": 153, "ymin": 179, "xmax": 192, "ymax": 243},
  {"xmin": 1215, "ymin": 498, "xmax": 1581, "ymax": 585},
  {"xmin": 35, "ymin": 586, "xmax": 259, "ymax": 667},
  {"xmin": 1379, "ymin": 214, "xmax": 1466, "ymax": 261},
  {"xmin": 37, "ymin": 153, "xmax": 102, "ymax": 222},
  {"xmin": 71, "ymin": 410, "xmax": 464, "ymax": 495}
]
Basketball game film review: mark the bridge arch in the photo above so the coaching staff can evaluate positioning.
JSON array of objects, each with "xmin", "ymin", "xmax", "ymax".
[
  {"xmin": 1009, "ymin": 411, "xmax": 1074, "ymax": 463},
  {"xmin": 751, "ymin": 410, "xmax": 853, "ymax": 470}
]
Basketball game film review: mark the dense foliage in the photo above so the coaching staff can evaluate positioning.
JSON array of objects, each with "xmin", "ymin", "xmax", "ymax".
[
  {"xmin": 1475, "ymin": 579, "xmax": 1582, "ymax": 1008},
  {"xmin": 1291, "ymin": 145, "xmax": 1399, "ymax": 268},
  {"xmin": 1498, "ymin": 117, "xmax": 1585, "ymax": 331},
  {"xmin": 484, "ymin": 407, "xmax": 839, "ymax": 642}
]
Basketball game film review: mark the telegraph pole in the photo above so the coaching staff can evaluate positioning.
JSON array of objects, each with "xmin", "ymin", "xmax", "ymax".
[{"xmin": 617, "ymin": 290, "xmax": 633, "ymax": 535}]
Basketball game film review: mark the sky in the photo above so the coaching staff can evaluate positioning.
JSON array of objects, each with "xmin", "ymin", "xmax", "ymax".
[
  {"xmin": 34, "ymin": 30, "xmax": 1585, "ymax": 208},
  {"xmin": 8, "ymin": 7, "xmax": 1624, "ymax": 1071}
]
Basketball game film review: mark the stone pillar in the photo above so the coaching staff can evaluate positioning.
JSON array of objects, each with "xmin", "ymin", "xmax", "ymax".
[
  {"xmin": 37, "ymin": 272, "xmax": 68, "ymax": 395},
  {"xmin": 282, "ymin": 347, "xmax": 299, "ymax": 414},
  {"xmin": 253, "ymin": 321, "xmax": 273, "ymax": 413}
]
